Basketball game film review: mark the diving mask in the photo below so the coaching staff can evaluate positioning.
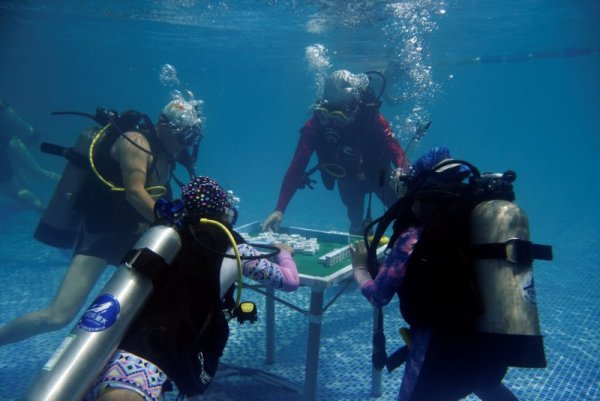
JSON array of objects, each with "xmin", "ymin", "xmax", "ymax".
[
  {"xmin": 314, "ymin": 100, "xmax": 359, "ymax": 128},
  {"xmin": 167, "ymin": 121, "xmax": 203, "ymax": 147}
]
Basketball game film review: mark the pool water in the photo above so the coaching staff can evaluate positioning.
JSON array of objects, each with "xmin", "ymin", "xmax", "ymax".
[{"xmin": 1, "ymin": 1, "xmax": 598, "ymax": 400}]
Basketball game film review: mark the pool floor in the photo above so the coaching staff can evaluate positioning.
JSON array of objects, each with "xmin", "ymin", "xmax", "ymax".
[{"xmin": 0, "ymin": 215, "xmax": 597, "ymax": 401}]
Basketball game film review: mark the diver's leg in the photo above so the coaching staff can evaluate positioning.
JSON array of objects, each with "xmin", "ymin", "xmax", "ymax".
[
  {"xmin": 95, "ymin": 389, "xmax": 145, "ymax": 401},
  {"xmin": 0, "ymin": 254, "xmax": 107, "ymax": 346},
  {"xmin": 0, "ymin": 176, "xmax": 45, "ymax": 214},
  {"xmin": 338, "ymin": 180, "xmax": 365, "ymax": 235},
  {"xmin": 9, "ymin": 137, "xmax": 60, "ymax": 181}
]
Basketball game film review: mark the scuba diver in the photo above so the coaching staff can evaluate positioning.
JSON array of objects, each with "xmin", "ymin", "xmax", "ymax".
[
  {"xmin": 85, "ymin": 176, "xmax": 299, "ymax": 401},
  {"xmin": 0, "ymin": 99, "xmax": 60, "ymax": 214},
  {"xmin": 349, "ymin": 147, "xmax": 552, "ymax": 401},
  {"xmin": 262, "ymin": 69, "xmax": 409, "ymax": 236},
  {"xmin": 0, "ymin": 98, "xmax": 203, "ymax": 346}
]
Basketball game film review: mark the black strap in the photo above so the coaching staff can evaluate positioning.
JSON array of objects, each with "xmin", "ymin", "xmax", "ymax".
[
  {"xmin": 40, "ymin": 142, "xmax": 89, "ymax": 169},
  {"xmin": 386, "ymin": 345, "xmax": 409, "ymax": 373},
  {"xmin": 473, "ymin": 238, "xmax": 553, "ymax": 264},
  {"xmin": 372, "ymin": 308, "xmax": 387, "ymax": 371},
  {"xmin": 120, "ymin": 247, "xmax": 170, "ymax": 278}
]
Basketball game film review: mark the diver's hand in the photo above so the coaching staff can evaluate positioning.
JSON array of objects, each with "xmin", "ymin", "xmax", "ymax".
[
  {"xmin": 349, "ymin": 240, "xmax": 368, "ymax": 268},
  {"xmin": 273, "ymin": 242, "xmax": 294, "ymax": 256},
  {"xmin": 350, "ymin": 240, "xmax": 371, "ymax": 287},
  {"xmin": 262, "ymin": 211, "xmax": 283, "ymax": 232}
]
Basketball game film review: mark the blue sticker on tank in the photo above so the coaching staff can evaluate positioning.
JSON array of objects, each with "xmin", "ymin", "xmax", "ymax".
[
  {"xmin": 520, "ymin": 271, "xmax": 537, "ymax": 305},
  {"xmin": 78, "ymin": 294, "xmax": 121, "ymax": 332}
]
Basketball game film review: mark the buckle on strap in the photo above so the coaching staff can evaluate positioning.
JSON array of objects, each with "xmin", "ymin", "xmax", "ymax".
[{"xmin": 473, "ymin": 238, "xmax": 553, "ymax": 264}]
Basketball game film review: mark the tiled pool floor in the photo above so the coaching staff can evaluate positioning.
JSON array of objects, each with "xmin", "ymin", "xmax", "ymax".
[{"xmin": 0, "ymin": 215, "xmax": 597, "ymax": 401}]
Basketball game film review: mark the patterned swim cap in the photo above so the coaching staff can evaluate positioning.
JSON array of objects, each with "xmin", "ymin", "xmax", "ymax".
[
  {"xmin": 412, "ymin": 146, "xmax": 452, "ymax": 175},
  {"xmin": 181, "ymin": 176, "xmax": 232, "ymax": 219}
]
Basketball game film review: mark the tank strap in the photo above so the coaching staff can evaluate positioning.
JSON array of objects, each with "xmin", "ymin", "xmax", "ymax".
[
  {"xmin": 120, "ymin": 247, "xmax": 170, "ymax": 279},
  {"xmin": 473, "ymin": 238, "xmax": 553, "ymax": 264}
]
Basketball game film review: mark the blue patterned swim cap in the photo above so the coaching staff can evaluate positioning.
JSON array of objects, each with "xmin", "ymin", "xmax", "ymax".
[
  {"xmin": 181, "ymin": 176, "xmax": 232, "ymax": 219},
  {"xmin": 412, "ymin": 146, "xmax": 452, "ymax": 175}
]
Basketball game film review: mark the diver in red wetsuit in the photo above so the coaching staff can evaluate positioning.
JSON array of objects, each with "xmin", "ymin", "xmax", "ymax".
[{"xmin": 263, "ymin": 69, "xmax": 408, "ymax": 235}]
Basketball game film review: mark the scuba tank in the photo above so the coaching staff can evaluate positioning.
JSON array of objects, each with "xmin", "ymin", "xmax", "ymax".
[
  {"xmin": 33, "ymin": 127, "xmax": 97, "ymax": 248},
  {"xmin": 364, "ymin": 155, "xmax": 553, "ymax": 372},
  {"xmin": 471, "ymin": 195, "xmax": 551, "ymax": 367},
  {"xmin": 21, "ymin": 219, "xmax": 183, "ymax": 401}
]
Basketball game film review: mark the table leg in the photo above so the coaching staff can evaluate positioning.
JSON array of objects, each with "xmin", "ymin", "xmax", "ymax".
[
  {"xmin": 304, "ymin": 288, "xmax": 325, "ymax": 401},
  {"xmin": 371, "ymin": 307, "xmax": 383, "ymax": 397},
  {"xmin": 266, "ymin": 286, "xmax": 276, "ymax": 364}
]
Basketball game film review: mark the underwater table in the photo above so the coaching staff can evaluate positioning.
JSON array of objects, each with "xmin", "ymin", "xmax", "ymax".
[{"xmin": 236, "ymin": 222, "xmax": 386, "ymax": 401}]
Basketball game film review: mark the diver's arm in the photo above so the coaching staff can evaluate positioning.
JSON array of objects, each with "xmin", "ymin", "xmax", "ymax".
[
  {"xmin": 113, "ymin": 131, "xmax": 156, "ymax": 222},
  {"xmin": 270, "ymin": 246, "xmax": 299, "ymax": 291},
  {"xmin": 0, "ymin": 103, "xmax": 40, "ymax": 146},
  {"xmin": 274, "ymin": 124, "xmax": 316, "ymax": 213},
  {"xmin": 377, "ymin": 114, "xmax": 408, "ymax": 170},
  {"xmin": 219, "ymin": 243, "xmax": 299, "ymax": 297},
  {"xmin": 8, "ymin": 137, "xmax": 59, "ymax": 180},
  {"xmin": 352, "ymin": 226, "xmax": 421, "ymax": 307}
]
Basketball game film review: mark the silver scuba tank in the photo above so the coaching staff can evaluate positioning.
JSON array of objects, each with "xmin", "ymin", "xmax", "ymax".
[
  {"xmin": 470, "ymin": 199, "xmax": 546, "ymax": 367},
  {"xmin": 33, "ymin": 127, "xmax": 97, "ymax": 249},
  {"xmin": 21, "ymin": 224, "xmax": 182, "ymax": 401}
]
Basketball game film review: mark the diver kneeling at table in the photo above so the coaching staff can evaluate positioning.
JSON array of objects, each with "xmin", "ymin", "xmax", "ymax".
[{"xmin": 86, "ymin": 176, "xmax": 300, "ymax": 401}]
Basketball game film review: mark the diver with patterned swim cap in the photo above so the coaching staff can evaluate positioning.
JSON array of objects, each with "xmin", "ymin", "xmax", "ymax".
[
  {"xmin": 0, "ymin": 97, "xmax": 204, "ymax": 347},
  {"xmin": 262, "ymin": 69, "xmax": 409, "ymax": 235},
  {"xmin": 85, "ymin": 176, "xmax": 299, "ymax": 401}
]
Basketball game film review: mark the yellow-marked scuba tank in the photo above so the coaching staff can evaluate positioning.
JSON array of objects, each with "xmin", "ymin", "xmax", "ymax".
[
  {"xmin": 471, "ymin": 183, "xmax": 552, "ymax": 368},
  {"xmin": 33, "ymin": 126, "xmax": 98, "ymax": 249}
]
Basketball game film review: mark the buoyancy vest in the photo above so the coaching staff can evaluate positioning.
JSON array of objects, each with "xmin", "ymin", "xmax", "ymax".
[
  {"xmin": 311, "ymin": 113, "xmax": 393, "ymax": 189},
  {"xmin": 73, "ymin": 126, "xmax": 171, "ymax": 233},
  {"xmin": 396, "ymin": 180, "xmax": 484, "ymax": 331},
  {"xmin": 120, "ymin": 223, "xmax": 244, "ymax": 396},
  {"xmin": 366, "ymin": 160, "xmax": 505, "ymax": 332}
]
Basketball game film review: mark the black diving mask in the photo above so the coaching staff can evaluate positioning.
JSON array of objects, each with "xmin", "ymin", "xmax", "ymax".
[
  {"xmin": 314, "ymin": 100, "xmax": 358, "ymax": 128},
  {"xmin": 168, "ymin": 121, "xmax": 203, "ymax": 147}
]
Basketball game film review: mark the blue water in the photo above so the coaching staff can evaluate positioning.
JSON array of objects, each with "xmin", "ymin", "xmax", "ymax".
[{"xmin": 1, "ymin": 1, "xmax": 598, "ymax": 400}]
